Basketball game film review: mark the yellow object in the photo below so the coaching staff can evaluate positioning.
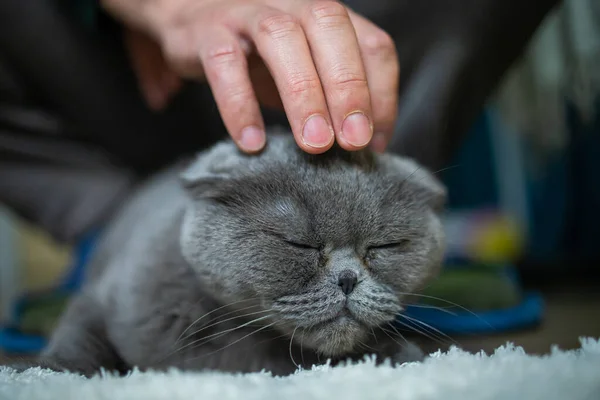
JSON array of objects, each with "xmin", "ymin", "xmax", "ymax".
[
  {"xmin": 16, "ymin": 219, "xmax": 72, "ymax": 292},
  {"xmin": 468, "ymin": 216, "xmax": 524, "ymax": 263}
]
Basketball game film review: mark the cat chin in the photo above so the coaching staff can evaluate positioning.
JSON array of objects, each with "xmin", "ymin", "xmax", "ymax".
[{"xmin": 304, "ymin": 316, "xmax": 370, "ymax": 357}]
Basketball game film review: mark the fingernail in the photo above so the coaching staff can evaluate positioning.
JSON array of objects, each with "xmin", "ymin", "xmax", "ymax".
[
  {"xmin": 371, "ymin": 132, "xmax": 388, "ymax": 153},
  {"xmin": 302, "ymin": 114, "xmax": 334, "ymax": 148},
  {"xmin": 342, "ymin": 111, "xmax": 373, "ymax": 147},
  {"xmin": 239, "ymin": 126, "xmax": 266, "ymax": 152}
]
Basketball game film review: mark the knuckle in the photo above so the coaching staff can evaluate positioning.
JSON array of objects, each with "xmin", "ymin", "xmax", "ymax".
[
  {"xmin": 308, "ymin": 1, "xmax": 349, "ymax": 27},
  {"xmin": 287, "ymin": 74, "xmax": 321, "ymax": 96},
  {"xmin": 202, "ymin": 44, "xmax": 246, "ymax": 86},
  {"xmin": 257, "ymin": 12, "xmax": 300, "ymax": 39},
  {"xmin": 362, "ymin": 30, "xmax": 396, "ymax": 58},
  {"xmin": 162, "ymin": 33, "xmax": 188, "ymax": 62},
  {"xmin": 203, "ymin": 43, "xmax": 241, "ymax": 68},
  {"xmin": 162, "ymin": 30, "xmax": 199, "ymax": 75},
  {"xmin": 332, "ymin": 70, "xmax": 368, "ymax": 91}
]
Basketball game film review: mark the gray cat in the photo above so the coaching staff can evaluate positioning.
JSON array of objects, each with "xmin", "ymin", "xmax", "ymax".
[{"xmin": 17, "ymin": 131, "xmax": 446, "ymax": 377}]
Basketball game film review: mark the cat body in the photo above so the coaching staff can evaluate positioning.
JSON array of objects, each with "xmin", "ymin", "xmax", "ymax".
[{"xmin": 31, "ymin": 132, "xmax": 446, "ymax": 376}]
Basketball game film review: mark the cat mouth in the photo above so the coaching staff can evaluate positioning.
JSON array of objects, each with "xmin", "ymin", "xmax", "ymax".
[
  {"xmin": 314, "ymin": 307, "xmax": 358, "ymax": 328},
  {"xmin": 304, "ymin": 310, "xmax": 369, "ymax": 356}
]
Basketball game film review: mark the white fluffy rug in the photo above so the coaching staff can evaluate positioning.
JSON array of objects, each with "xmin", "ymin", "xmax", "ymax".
[{"xmin": 2, "ymin": 338, "xmax": 600, "ymax": 400}]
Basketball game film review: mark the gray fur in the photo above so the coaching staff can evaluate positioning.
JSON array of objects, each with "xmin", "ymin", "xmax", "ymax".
[{"xmin": 33, "ymin": 131, "xmax": 446, "ymax": 377}]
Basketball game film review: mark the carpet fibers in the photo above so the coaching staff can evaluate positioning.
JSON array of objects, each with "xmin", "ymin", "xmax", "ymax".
[{"xmin": 1, "ymin": 338, "xmax": 599, "ymax": 400}]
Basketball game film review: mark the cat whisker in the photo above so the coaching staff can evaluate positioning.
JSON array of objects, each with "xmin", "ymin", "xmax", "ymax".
[
  {"xmin": 370, "ymin": 327, "xmax": 379, "ymax": 344},
  {"xmin": 179, "ymin": 307, "xmax": 270, "ymax": 343},
  {"xmin": 429, "ymin": 164, "xmax": 459, "ymax": 177},
  {"xmin": 168, "ymin": 314, "xmax": 275, "ymax": 358},
  {"xmin": 398, "ymin": 292, "xmax": 494, "ymax": 330},
  {"xmin": 176, "ymin": 296, "xmax": 206, "ymax": 333},
  {"xmin": 399, "ymin": 314, "xmax": 457, "ymax": 345},
  {"xmin": 394, "ymin": 319, "xmax": 446, "ymax": 345},
  {"xmin": 357, "ymin": 340, "xmax": 378, "ymax": 353},
  {"xmin": 397, "ymin": 163, "xmax": 458, "ymax": 192},
  {"xmin": 254, "ymin": 333, "xmax": 290, "ymax": 346},
  {"xmin": 174, "ymin": 297, "xmax": 262, "ymax": 344},
  {"xmin": 173, "ymin": 307, "xmax": 262, "ymax": 351},
  {"xmin": 397, "ymin": 166, "xmax": 422, "ymax": 192},
  {"xmin": 403, "ymin": 303, "xmax": 459, "ymax": 316},
  {"xmin": 380, "ymin": 327, "xmax": 407, "ymax": 350},
  {"xmin": 289, "ymin": 325, "xmax": 299, "ymax": 369},
  {"xmin": 300, "ymin": 329, "xmax": 306, "ymax": 366},
  {"xmin": 188, "ymin": 321, "xmax": 281, "ymax": 362},
  {"xmin": 385, "ymin": 322, "xmax": 410, "ymax": 346}
]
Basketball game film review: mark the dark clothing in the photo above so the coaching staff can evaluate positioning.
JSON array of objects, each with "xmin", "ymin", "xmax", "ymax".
[{"xmin": 0, "ymin": 0, "xmax": 559, "ymax": 243}]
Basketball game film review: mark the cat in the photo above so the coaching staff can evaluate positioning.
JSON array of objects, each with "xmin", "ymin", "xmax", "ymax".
[{"xmin": 12, "ymin": 131, "xmax": 447, "ymax": 377}]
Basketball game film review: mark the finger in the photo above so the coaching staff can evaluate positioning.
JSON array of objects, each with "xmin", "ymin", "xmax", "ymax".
[
  {"xmin": 162, "ymin": 28, "xmax": 253, "ymax": 79},
  {"xmin": 293, "ymin": 1, "xmax": 373, "ymax": 151},
  {"xmin": 160, "ymin": 69, "xmax": 183, "ymax": 104},
  {"xmin": 161, "ymin": 26, "xmax": 207, "ymax": 79},
  {"xmin": 348, "ymin": 10, "xmax": 400, "ymax": 153},
  {"xmin": 125, "ymin": 28, "xmax": 170, "ymax": 110},
  {"xmin": 197, "ymin": 27, "xmax": 266, "ymax": 153},
  {"xmin": 234, "ymin": 5, "xmax": 335, "ymax": 153}
]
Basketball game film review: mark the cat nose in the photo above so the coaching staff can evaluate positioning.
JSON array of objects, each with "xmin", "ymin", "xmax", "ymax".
[{"xmin": 337, "ymin": 270, "xmax": 358, "ymax": 295}]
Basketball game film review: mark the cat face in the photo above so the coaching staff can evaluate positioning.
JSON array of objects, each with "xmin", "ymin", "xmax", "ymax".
[{"xmin": 180, "ymin": 133, "xmax": 446, "ymax": 356}]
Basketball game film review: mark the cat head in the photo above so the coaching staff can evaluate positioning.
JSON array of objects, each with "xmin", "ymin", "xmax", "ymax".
[{"xmin": 179, "ymin": 131, "xmax": 446, "ymax": 356}]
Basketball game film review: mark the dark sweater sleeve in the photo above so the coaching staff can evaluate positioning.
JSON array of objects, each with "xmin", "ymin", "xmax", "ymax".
[{"xmin": 348, "ymin": 0, "xmax": 562, "ymax": 170}]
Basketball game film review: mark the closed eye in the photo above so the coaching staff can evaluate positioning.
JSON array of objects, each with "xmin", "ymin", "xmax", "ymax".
[
  {"xmin": 284, "ymin": 240, "xmax": 319, "ymax": 251},
  {"xmin": 260, "ymin": 229, "xmax": 319, "ymax": 251},
  {"xmin": 367, "ymin": 240, "xmax": 410, "ymax": 251}
]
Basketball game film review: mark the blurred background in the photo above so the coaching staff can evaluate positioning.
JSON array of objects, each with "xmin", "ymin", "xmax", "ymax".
[{"xmin": 1, "ymin": 0, "xmax": 599, "ymax": 357}]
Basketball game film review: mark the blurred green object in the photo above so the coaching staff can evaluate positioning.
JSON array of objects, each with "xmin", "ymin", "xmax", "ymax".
[
  {"xmin": 19, "ymin": 293, "xmax": 71, "ymax": 337},
  {"xmin": 419, "ymin": 265, "xmax": 522, "ymax": 311}
]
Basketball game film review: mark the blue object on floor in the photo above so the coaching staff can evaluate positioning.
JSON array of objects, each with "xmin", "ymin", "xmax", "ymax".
[
  {"xmin": 400, "ymin": 265, "xmax": 545, "ymax": 335},
  {"xmin": 0, "ymin": 232, "xmax": 100, "ymax": 354},
  {"xmin": 401, "ymin": 291, "xmax": 545, "ymax": 336},
  {"xmin": 0, "ymin": 328, "xmax": 46, "ymax": 355}
]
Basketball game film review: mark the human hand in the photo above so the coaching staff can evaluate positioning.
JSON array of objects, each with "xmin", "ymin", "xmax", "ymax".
[
  {"xmin": 123, "ymin": 27, "xmax": 183, "ymax": 112},
  {"xmin": 102, "ymin": 0, "xmax": 399, "ymax": 154}
]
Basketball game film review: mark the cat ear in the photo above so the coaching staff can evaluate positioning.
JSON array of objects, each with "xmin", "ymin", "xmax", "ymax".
[
  {"xmin": 179, "ymin": 155, "xmax": 233, "ymax": 200},
  {"xmin": 382, "ymin": 154, "xmax": 447, "ymax": 213},
  {"xmin": 178, "ymin": 141, "xmax": 243, "ymax": 198},
  {"xmin": 180, "ymin": 169, "xmax": 230, "ymax": 200}
]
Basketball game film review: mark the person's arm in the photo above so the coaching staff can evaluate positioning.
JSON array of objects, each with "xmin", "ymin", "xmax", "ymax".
[{"xmin": 100, "ymin": 0, "xmax": 401, "ymax": 154}]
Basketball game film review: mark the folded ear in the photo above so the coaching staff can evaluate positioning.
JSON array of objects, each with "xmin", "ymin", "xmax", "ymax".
[
  {"xmin": 178, "ymin": 140, "xmax": 242, "ymax": 199},
  {"xmin": 179, "ymin": 153, "xmax": 235, "ymax": 200},
  {"xmin": 180, "ymin": 170, "xmax": 230, "ymax": 200},
  {"xmin": 178, "ymin": 132, "xmax": 295, "ymax": 199},
  {"xmin": 380, "ymin": 154, "xmax": 447, "ymax": 213}
]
